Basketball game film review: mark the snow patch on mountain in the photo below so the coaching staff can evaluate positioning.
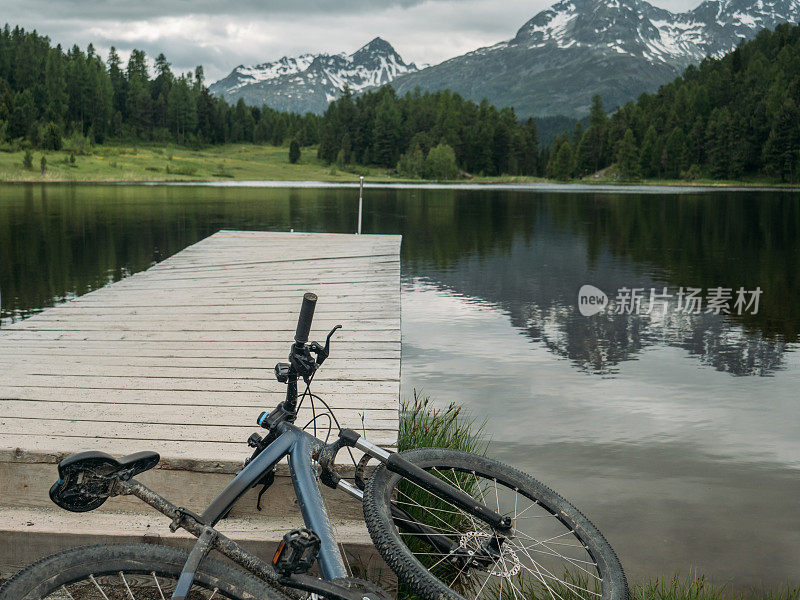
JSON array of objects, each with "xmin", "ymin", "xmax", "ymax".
[{"xmin": 228, "ymin": 55, "xmax": 316, "ymax": 90}]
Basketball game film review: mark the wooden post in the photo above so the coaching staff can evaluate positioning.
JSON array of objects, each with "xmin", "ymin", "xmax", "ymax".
[{"xmin": 357, "ymin": 176, "xmax": 364, "ymax": 235}]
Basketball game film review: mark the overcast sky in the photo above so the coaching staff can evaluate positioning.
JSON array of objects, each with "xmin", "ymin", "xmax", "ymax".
[{"xmin": 7, "ymin": 0, "xmax": 701, "ymax": 82}]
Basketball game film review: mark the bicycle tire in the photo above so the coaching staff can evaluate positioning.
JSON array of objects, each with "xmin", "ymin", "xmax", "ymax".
[
  {"xmin": 0, "ymin": 542, "xmax": 290, "ymax": 600},
  {"xmin": 363, "ymin": 447, "xmax": 628, "ymax": 600}
]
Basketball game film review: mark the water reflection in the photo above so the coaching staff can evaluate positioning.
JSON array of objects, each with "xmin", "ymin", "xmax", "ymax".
[
  {"xmin": 401, "ymin": 282, "xmax": 800, "ymax": 585},
  {"xmin": 391, "ymin": 191, "xmax": 799, "ymax": 377}
]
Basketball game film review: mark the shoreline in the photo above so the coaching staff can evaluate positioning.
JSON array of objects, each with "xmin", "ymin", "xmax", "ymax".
[
  {"xmin": 1, "ymin": 178, "xmax": 798, "ymax": 193},
  {"xmin": 1, "ymin": 143, "xmax": 798, "ymax": 192}
]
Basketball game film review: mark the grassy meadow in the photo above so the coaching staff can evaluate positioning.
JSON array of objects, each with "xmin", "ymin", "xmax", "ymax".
[
  {"xmin": 0, "ymin": 143, "xmax": 390, "ymax": 183},
  {"xmin": 0, "ymin": 142, "xmax": 797, "ymax": 187}
]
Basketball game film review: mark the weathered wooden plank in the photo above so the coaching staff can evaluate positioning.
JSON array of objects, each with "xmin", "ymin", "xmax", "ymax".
[
  {"xmin": 0, "ymin": 330, "xmax": 398, "ymax": 342},
  {"xmin": 0, "ymin": 388, "xmax": 400, "ymax": 408},
  {"xmin": 0, "ymin": 341, "xmax": 399, "ymax": 352},
  {"xmin": 2, "ymin": 376, "xmax": 398, "ymax": 393},
  {"xmin": 6, "ymin": 320, "xmax": 398, "ymax": 332},
  {"xmin": 11, "ymin": 366, "xmax": 399, "ymax": 382},
  {"xmin": 0, "ymin": 418, "xmax": 398, "ymax": 444},
  {"xmin": 0, "ymin": 400, "xmax": 397, "ymax": 425}
]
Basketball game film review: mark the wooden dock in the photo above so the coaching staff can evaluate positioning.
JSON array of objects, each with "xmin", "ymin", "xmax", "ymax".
[{"xmin": 0, "ymin": 230, "xmax": 402, "ymax": 577}]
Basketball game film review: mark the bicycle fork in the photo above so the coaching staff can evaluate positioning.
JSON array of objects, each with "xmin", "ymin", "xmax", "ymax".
[{"xmin": 333, "ymin": 430, "xmax": 513, "ymax": 568}]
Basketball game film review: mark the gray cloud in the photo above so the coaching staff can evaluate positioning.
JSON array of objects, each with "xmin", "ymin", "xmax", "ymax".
[{"xmin": 3, "ymin": 0, "xmax": 703, "ymax": 81}]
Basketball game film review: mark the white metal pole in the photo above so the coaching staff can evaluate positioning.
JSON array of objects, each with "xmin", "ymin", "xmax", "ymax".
[{"xmin": 357, "ymin": 176, "xmax": 364, "ymax": 235}]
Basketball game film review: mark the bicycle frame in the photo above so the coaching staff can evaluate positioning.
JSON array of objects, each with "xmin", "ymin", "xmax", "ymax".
[
  {"xmin": 113, "ymin": 415, "xmax": 512, "ymax": 600},
  {"xmin": 200, "ymin": 424, "xmax": 348, "ymax": 580}
]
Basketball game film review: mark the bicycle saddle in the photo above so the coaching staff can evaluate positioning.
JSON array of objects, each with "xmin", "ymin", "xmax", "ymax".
[{"xmin": 49, "ymin": 450, "xmax": 160, "ymax": 512}]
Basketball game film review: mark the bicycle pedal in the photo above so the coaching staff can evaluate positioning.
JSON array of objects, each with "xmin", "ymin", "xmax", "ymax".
[{"xmin": 272, "ymin": 528, "xmax": 321, "ymax": 576}]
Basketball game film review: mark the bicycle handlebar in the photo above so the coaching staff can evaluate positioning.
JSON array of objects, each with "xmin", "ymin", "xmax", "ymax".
[{"xmin": 295, "ymin": 292, "xmax": 318, "ymax": 345}]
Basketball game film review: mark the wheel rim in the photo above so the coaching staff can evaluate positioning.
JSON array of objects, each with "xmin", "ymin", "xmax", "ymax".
[
  {"xmin": 391, "ymin": 464, "xmax": 605, "ymax": 600},
  {"xmin": 42, "ymin": 570, "xmax": 236, "ymax": 599}
]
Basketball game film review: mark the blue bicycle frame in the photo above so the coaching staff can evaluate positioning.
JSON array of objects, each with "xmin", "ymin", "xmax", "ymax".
[{"xmin": 199, "ymin": 423, "xmax": 349, "ymax": 580}]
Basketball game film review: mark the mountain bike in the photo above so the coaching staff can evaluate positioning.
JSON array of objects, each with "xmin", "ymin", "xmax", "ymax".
[{"xmin": 0, "ymin": 292, "xmax": 628, "ymax": 600}]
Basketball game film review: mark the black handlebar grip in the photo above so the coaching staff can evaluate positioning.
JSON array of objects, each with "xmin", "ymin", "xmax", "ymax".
[{"xmin": 294, "ymin": 292, "xmax": 318, "ymax": 345}]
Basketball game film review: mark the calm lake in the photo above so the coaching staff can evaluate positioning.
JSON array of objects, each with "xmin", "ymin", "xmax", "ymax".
[{"xmin": 0, "ymin": 183, "xmax": 798, "ymax": 586}]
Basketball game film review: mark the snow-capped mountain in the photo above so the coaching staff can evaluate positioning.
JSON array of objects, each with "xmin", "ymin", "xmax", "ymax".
[
  {"xmin": 211, "ymin": 55, "xmax": 317, "ymax": 94},
  {"xmin": 390, "ymin": 0, "xmax": 800, "ymax": 116},
  {"xmin": 209, "ymin": 38, "xmax": 418, "ymax": 114}
]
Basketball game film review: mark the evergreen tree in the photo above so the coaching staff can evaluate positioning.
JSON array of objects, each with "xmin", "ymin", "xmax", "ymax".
[
  {"xmin": 662, "ymin": 127, "xmax": 688, "ymax": 178},
  {"xmin": 616, "ymin": 128, "xmax": 639, "ymax": 180},
  {"xmin": 289, "ymin": 139, "xmax": 301, "ymax": 164},
  {"xmin": 553, "ymin": 140, "xmax": 575, "ymax": 181},
  {"xmin": 575, "ymin": 129, "xmax": 593, "ymax": 176},
  {"xmin": 372, "ymin": 91, "xmax": 402, "ymax": 168},
  {"xmin": 546, "ymin": 134, "xmax": 568, "ymax": 179},
  {"xmin": 167, "ymin": 75, "xmax": 197, "ymax": 141},
  {"xmin": 639, "ymin": 125, "xmax": 661, "ymax": 178},
  {"xmin": 44, "ymin": 47, "xmax": 67, "ymax": 122},
  {"xmin": 106, "ymin": 46, "xmax": 126, "ymax": 117},
  {"xmin": 762, "ymin": 99, "xmax": 800, "ymax": 182},
  {"xmin": 126, "ymin": 49, "xmax": 152, "ymax": 136},
  {"xmin": 8, "ymin": 89, "xmax": 34, "ymax": 139},
  {"xmin": 706, "ymin": 108, "xmax": 731, "ymax": 179},
  {"xmin": 42, "ymin": 121, "xmax": 62, "ymax": 150},
  {"xmin": 586, "ymin": 94, "xmax": 607, "ymax": 172}
]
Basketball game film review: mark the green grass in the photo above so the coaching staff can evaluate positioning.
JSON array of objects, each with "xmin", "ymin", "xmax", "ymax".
[
  {"xmin": 398, "ymin": 390, "xmax": 487, "ymax": 454},
  {"xmin": 635, "ymin": 573, "xmax": 799, "ymax": 600},
  {"xmin": 0, "ymin": 143, "xmax": 390, "ymax": 183},
  {"xmin": 575, "ymin": 177, "xmax": 800, "ymax": 188}
]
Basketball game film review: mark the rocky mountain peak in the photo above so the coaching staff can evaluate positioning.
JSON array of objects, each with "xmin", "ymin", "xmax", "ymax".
[{"xmin": 208, "ymin": 38, "xmax": 417, "ymax": 114}]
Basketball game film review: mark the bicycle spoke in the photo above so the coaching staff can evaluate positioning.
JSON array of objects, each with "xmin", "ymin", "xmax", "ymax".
[
  {"xmin": 119, "ymin": 572, "xmax": 135, "ymax": 600},
  {"xmin": 60, "ymin": 586, "xmax": 76, "ymax": 600},
  {"xmin": 153, "ymin": 572, "xmax": 166, "ymax": 600},
  {"xmin": 89, "ymin": 574, "xmax": 111, "ymax": 600}
]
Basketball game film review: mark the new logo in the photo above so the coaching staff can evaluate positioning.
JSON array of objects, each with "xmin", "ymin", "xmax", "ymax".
[{"xmin": 577, "ymin": 285, "xmax": 608, "ymax": 316}]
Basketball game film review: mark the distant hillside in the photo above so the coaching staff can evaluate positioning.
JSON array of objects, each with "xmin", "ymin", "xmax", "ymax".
[
  {"xmin": 209, "ymin": 38, "xmax": 418, "ymax": 114},
  {"xmin": 390, "ymin": 0, "xmax": 800, "ymax": 116},
  {"xmin": 547, "ymin": 23, "xmax": 800, "ymax": 182}
]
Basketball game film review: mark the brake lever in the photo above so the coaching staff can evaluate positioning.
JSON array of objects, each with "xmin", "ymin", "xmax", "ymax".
[{"xmin": 310, "ymin": 325, "xmax": 342, "ymax": 366}]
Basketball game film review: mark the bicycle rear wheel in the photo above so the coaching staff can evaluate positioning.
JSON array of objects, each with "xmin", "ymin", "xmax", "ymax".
[
  {"xmin": 363, "ymin": 448, "xmax": 628, "ymax": 600},
  {"xmin": 0, "ymin": 543, "xmax": 288, "ymax": 600}
]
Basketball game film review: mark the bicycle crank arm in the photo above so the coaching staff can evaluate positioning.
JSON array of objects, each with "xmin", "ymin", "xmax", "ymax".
[{"xmin": 340, "ymin": 430, "xmax": 512, "ymax": 532}]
